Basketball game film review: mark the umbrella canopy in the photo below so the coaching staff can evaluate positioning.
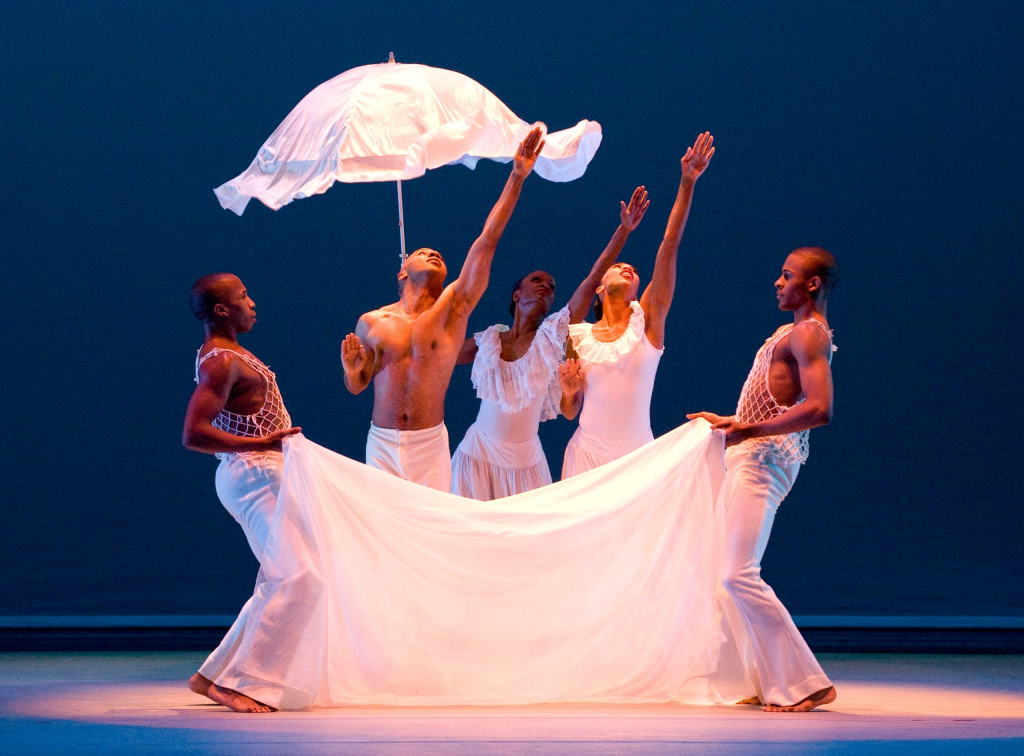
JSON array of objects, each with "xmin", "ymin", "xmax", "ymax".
[{"xmin": 214, "ymin": 59, "xmax": 602, "ymax": 216}]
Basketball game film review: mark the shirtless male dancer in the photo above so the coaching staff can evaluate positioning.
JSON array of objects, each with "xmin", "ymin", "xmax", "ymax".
[
  {"xmin": 558, "ymin": 132, "xmax": 714, "ymax": 476},
  {"xmin": 182, "ymin": 273, "xmax": 301, "ymax": 713},
  {"xmin": 688, "ymin": 247, "xmax": 839, "ymax": 712},
  {"xmin": 341, "ymin": 127, "xmax": 545, "ymax": 491}
]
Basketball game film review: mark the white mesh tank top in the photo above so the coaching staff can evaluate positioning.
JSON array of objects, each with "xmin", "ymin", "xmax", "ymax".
[
  {"xmin": 735, "ymin": 319, "xmax": 835, "ymax": 465},
  {"xmin": 194, "ymin": 347, "xmax": 292, "ymax": 462}
]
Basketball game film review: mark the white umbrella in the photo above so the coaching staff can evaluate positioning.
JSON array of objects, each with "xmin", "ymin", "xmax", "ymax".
[{"xmin": 215, "ymin": 54, "xmax": 602, "ymax": 261}]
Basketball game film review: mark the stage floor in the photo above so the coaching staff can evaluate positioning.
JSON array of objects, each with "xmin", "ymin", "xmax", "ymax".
[{"xmin": 0, "ymin": 653, "xmax": 1021, "ymax": 755}]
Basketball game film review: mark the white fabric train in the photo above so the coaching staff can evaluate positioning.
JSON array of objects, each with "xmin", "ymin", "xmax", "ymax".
[{"xmin": 211, "ymin": 419, "xmax": 736, "ymax": 709}]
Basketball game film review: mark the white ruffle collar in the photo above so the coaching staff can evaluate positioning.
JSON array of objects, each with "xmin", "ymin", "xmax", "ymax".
[
  {"xmin": 568, "ymin": 300, "xmax": 649, "ymax": 365},
  {"xmin": 470, "ymin": 305, "xmax": 570, "ymax": 420}
]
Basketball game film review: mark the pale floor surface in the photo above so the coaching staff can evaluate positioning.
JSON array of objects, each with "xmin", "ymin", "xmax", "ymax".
[{"xmin": 0, "ymin": 652, "xmax": 1022, "ymax": 754}]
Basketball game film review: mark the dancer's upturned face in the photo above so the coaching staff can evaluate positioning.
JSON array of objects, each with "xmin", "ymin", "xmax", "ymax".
[
  {"xmin": 402, "ymin": 248, "xmax": 448, "ymax": 286},
  {"xmin": 600, "ymin": 263, "xmax": 640, "ymax": 300},
  {"xmin": 775, "ymin": 254, "xmax": 818, "ymax": 311},
  {"xmin": 514, "ymin": 270, "xmax": 556, "ymax": 314},
  {"xmin": 220, "ymin": 277, "xmax": 258, "ymax": 333}
]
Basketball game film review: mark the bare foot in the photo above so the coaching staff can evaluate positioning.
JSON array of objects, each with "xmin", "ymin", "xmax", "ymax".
[
  {"xmin": 188, "ymin": 673, "xmax": 213, "ymax": 698},
  {"xmin": 763, "ymin": 686, "xmax": 836, "ymax": 712},
  {"xmin": 735, "ymin": 696, "xmax": 762, "ymax": 705},
  {"xmin": 206, "ymin": 682, "xmax": 277, "ymax": 713}
]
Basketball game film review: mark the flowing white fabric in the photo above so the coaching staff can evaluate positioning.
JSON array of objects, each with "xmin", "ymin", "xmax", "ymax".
[
  {"xmin": 563, "ymin": 302, "xmax": 663, "ymax": 477},
  {"xmin": 708, "ymin": 448, "xmax": 833, "ymax": 705},
  {"xmin": 365, "ymin": 422, "xmax": 452, "ymax": 492},
  {"xmin": 198, "ymin": 454, "xmax": 283, "ymax": 682},
  {"xmin": 213, "ymin": 420, "xmax": 730, "ymax": 709},
  {"xmin": 215, "ymin": 62, "xmax": 603, "ymax": 215},
  {"xmin": 452, "ymin": 306, "xmax": 569, "ymax": 499}
]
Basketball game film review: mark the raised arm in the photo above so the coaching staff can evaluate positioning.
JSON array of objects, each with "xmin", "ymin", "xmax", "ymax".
[
  {"xmin": 450, "ymin": 127, "xmax": 545, "ymax": 313},
  {"xmin": 341, "ymin": 317, "xmax": 375, "ymax": 394},
  {"xmin": 456, "ymin": 336, "xmax": 479, "ymax": 365},
  {"xmin": 639, "ymin": 132, "xmax": 714, "ymax": 349},
  {"xmin": 566, "ymin": 186, "xmax": 650, "ymax": 323},
  {"xmin": 688, "ymin": 323, "xmax": 833, "ymax": 445},
  {"xmin": 183, "ymin": 354, "xmax": 300, "ymax": 454}
]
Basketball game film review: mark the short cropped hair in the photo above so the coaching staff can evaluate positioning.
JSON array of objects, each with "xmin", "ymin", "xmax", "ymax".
[
  {"xmin": 793, "ymin": 247, "xmax": 839, "ymax": 297},
  {"xmin": 190, "ymin": 273, "xmax": 235, "ymax": 322}
]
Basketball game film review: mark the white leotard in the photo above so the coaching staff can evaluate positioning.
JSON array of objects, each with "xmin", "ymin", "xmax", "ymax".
[
  {"xmin": 468, "ymin": 305, "xmax": 570, "ymax": 443},
  {"xmin": 568, "ymin": 301, "xmax": 663, "ymax": 439}
]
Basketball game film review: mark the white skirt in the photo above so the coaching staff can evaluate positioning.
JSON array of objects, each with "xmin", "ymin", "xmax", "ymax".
[
  {"xmin": 451, "ymin": 422, "xmax": 552, "ymax": 500},
  {"xmin": 561, "ymin": 427, "xmax": 654, "ymax": 479}
]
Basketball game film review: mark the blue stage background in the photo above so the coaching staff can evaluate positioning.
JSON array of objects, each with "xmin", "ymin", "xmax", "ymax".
[{"xmin": 2, "ymin": 1, "xmax": 1020, "ymax": 618}]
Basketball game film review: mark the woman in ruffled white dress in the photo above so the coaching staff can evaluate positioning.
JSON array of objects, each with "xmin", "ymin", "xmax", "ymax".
[
  {"xmin": 451, "ymin": 186, "xmax": 651, "ymax": 499},
  {"xmin": 560, "ymin": 132, "xmax": 715, "ymax": 478}
]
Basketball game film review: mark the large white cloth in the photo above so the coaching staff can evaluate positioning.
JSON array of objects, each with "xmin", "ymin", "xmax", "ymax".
[
  {"xmin": 210, "ymin": 420, "xmax": 731, "ymax": 709},
  {"xmin": 215, "ymin": 61, "xmax": 602, "ymax": 215},
  {"xmin": 366, "ymin": 422, "xmax": 452, "ymax": 492},
  {"xmin": 452, "ymin": 306, "xmax": 569, "ymax": 500},
  {"xmin": 198, "ymin": 454, "xmax": 283, "ymax": 682},
  {"xmin": 709, "ymin": 448, "xmax": 833, "ymax": 705},
  {"xmin": 562, "ymin": 301, "xmax": 663, "ymax": 478}
]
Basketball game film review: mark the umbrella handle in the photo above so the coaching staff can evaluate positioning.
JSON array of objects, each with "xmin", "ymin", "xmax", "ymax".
[{"xmin": 397, "ymin": 180, "xmax": 407, "ymax": 264}]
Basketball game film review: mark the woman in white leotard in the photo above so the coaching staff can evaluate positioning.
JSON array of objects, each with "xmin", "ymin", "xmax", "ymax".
[
  {"xmin": 560, "ymin": 132, "xmax": 715, "ymax": 478},
  {"xmin": 451, "ymin": 187, "xmax": 651, "ymax": 499}
]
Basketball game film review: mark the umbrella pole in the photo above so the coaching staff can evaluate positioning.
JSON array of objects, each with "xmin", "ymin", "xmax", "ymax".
[{"xmin": 396, "ymin": 180, "xmax": 407, "ymax": 264}]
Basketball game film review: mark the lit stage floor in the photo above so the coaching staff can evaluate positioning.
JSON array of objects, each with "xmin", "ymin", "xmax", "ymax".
[{"xmin": 1, "ymin": 653, "xmax": 1021, "ymax": 754}]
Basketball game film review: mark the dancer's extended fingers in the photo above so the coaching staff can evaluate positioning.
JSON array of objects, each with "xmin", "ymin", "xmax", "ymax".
[{"xmin": 535, "ymin": 139, "xmax": 546, "ymax": 157}]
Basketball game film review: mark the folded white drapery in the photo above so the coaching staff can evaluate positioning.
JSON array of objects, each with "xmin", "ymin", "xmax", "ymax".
[
  {"xmin": 215, "ymin": 420, "xmax": 735, "ymax": 709},
  {"xmin": 215, "ymin": 62, "xmax": 602, "ymax": 215}
]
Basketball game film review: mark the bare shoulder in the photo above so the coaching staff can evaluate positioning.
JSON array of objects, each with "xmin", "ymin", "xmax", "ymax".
[
  {"xmin": 787, "ymin": 320, "xmax": 833, "ymax": 359},
  {"xmin": 196, "ymin": 349, "xmax": 239, "ymax": 385},
  {"xmin": 357, "ymin": 305, "xmax": 397, "ymax": 333}
]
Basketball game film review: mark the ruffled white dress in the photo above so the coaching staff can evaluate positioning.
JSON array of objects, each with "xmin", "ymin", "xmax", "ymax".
[
  {"xmin": 562, "ymin": 301, "xmax": 664, "ymax": 478},
  {"xmin": 451, "ymin": 306, "xmax": 570, "ymax": 500}
]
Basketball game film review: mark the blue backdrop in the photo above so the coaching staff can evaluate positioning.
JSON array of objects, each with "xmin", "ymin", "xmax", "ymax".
[{"xmin": 2, "ymin": 1, "xmax": 1020, "ymax": 618}]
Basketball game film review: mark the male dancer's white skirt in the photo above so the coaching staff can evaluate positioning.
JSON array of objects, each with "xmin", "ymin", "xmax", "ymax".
[
  {"xmin": 365, "ymin": 422, "xmax": 451, "ymax": 492},
  {"xmin": 561, "ymin": 427, "xmax": 654, "ymax": 479},
  {"xmin": 705, "ymin": 447, "xmax": 833, "ymax": 706},
  {"xmin": 450, "ymin": 422, "xmax": 552, "ymax": 500},
  {"xmin": 198, "ymin": 454, "xmax": 282, "ymax": 683},
  {"xmin": 210, "ymin": 421, "xmax": 736, "ymax": 709}
]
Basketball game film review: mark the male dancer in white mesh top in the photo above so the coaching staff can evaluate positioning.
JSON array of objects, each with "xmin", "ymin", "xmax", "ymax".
[
  {"xmin": 688, "ymin": 247, "xmax": 839, "ymax": 712},
  {"xmin": 341, "ymin": 128, "xmax": 544, "ymax": 491},
  {"xmin": 182, "ymin": 273, "xmax": 300, "ymax": 713}
]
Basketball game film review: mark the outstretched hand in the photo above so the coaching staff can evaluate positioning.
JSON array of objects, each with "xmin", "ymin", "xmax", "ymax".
[
  {"xmin": 513, "ymin": 126, "xmax": 546, "ymax": 179},
  {"xmin": 686, "ymin": 411, "xmax": 750, "ymax": 446},
  {"xmin": 341, "ymin": 333, "xmax": 369, "ymax": 374},
  {"xmin": 265, "ymin": 426, "xmax": 302, "ymax": 452},
  {"xmin": 680, "ymin": 132, "xmax": 715, "ymax": 182},
  {"xmin": 559, "ymin": 358, "xmax": 585, "ymax": 394},
  {"xmin": 620, "ymin": 186, "xmax": 650, "ymax": 231}
]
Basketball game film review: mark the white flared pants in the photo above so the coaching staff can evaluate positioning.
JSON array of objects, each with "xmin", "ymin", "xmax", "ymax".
[
  {"xmin": 718, "ymin": 448, "xmax": 832, "ymax": 706},
  {"xmin": 198, "ymin": 455, "xmax": 283, "ymax": 682},
  {"xmin": 365, "ymin": 422, "xmax": 452, "ymax": 492}
]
